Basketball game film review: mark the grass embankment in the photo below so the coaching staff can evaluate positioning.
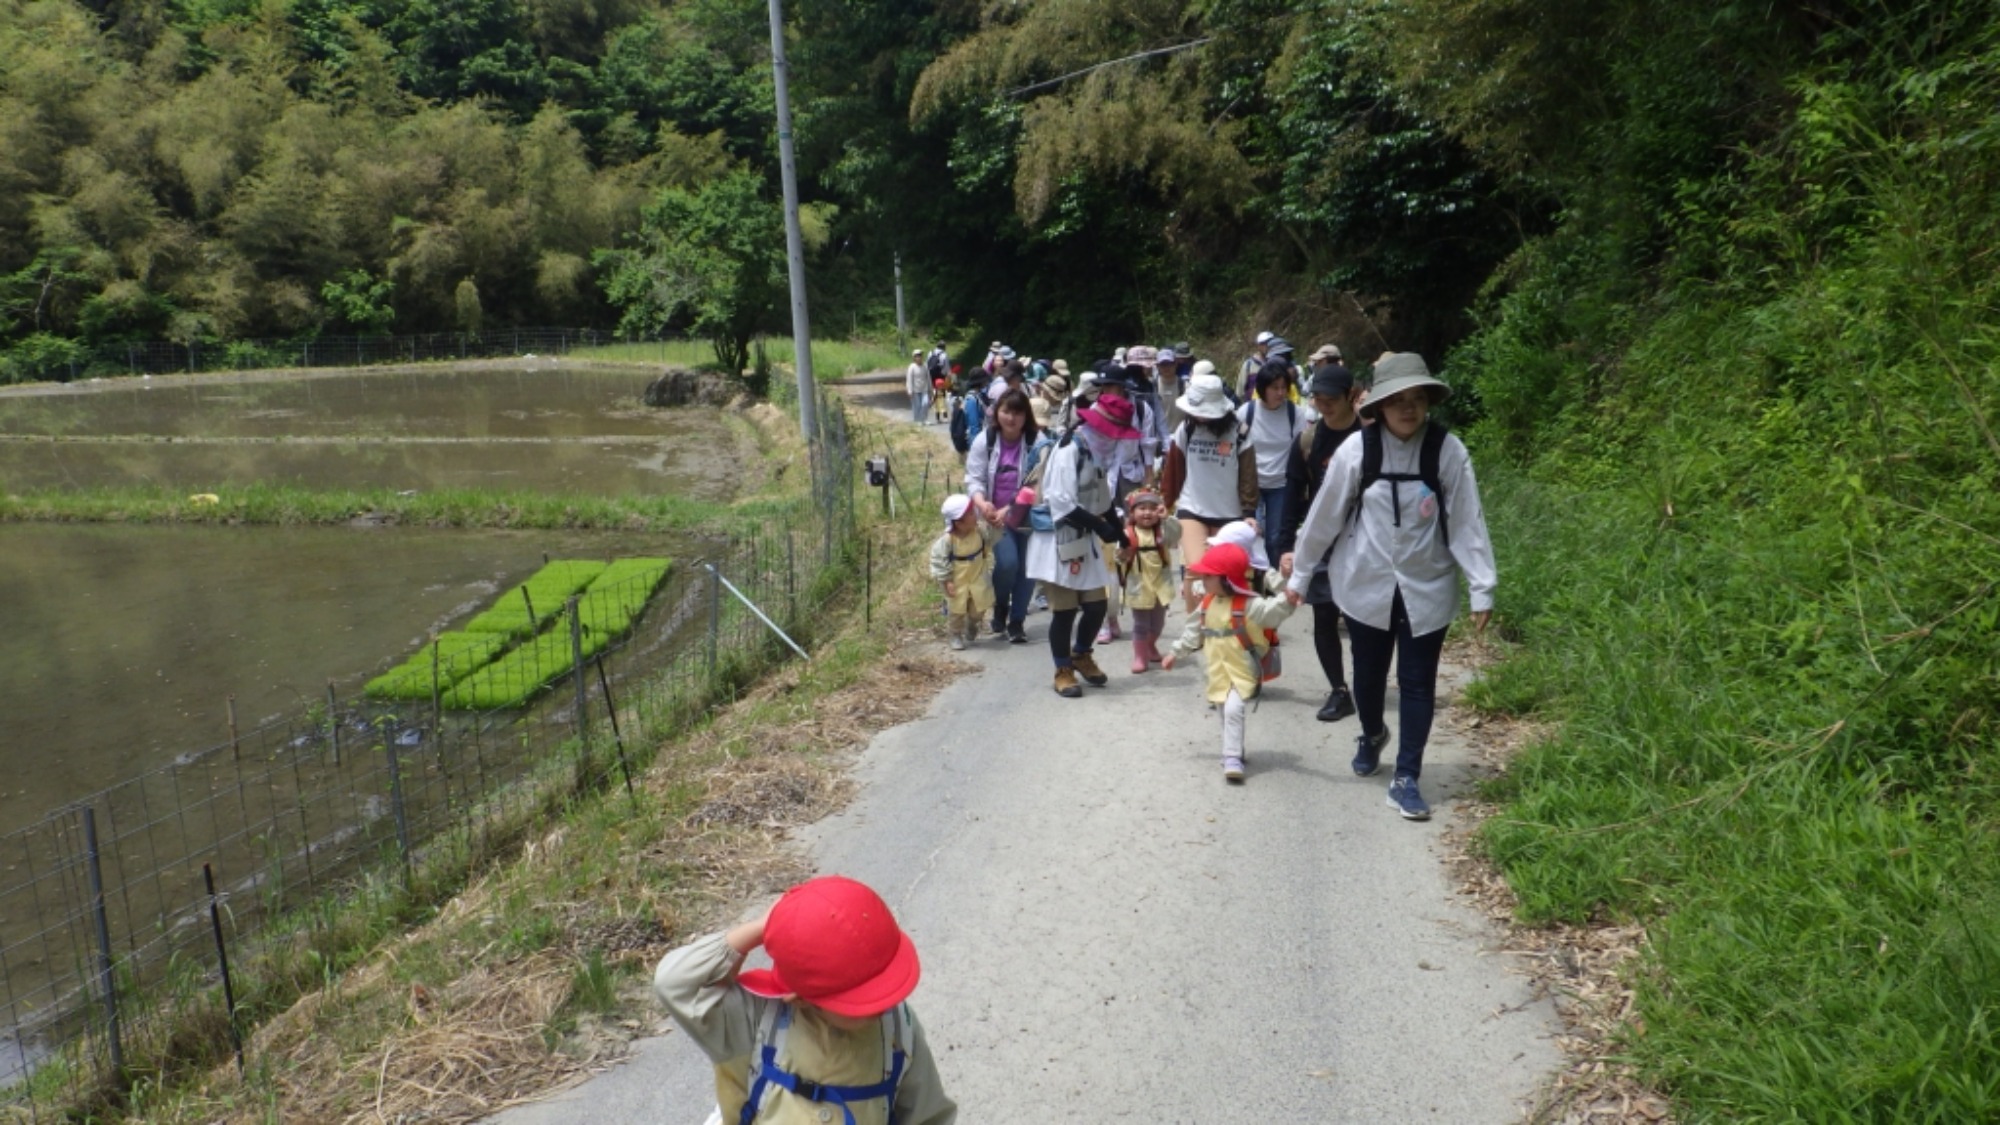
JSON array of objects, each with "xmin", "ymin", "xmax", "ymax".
[
  {"xmin": 572, "ymin": 338, "xmax": 908, "ymax": 379},
  {"xmin": 0, "ymin": 483, "xmax": 728, "ymax": 529},
  {"xmin": 107, "ymin": 409, "xmax": 957, "ymax": 1123},
  {"xmin": 1454, "ymin": 40, "xmax": 2000, "ymax": 1121}
]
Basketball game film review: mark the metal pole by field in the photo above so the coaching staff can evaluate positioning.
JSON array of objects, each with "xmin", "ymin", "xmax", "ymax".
[
  {"xmin": 385, "ymin": 729, "xmax": 413, "ymax": 889},
  {"xmin": 706, "ymin": 564, "xmax": 721, "ymax": 677},
  {"xmin": 202, "ymin": 863, "xmax": 244, "ymax": 1075},
  {"xmin": 895, "ymin": 252, "xmax": 907, "ymax": 357},
  {"xmin": 865, "ymin": 534, "xmax": 873, "ymax": 630},
  {"xmin": 80, "ymin": 807, "xmax": 124, "ymax": 1076},
  {"xmin": 568, "ymin": 598, "xmax": 590, "ymax": 784},
  {"xmin": 765, "ymin": 0, "xmax": 817, "ymax": 440},
  {"xmin": 595, "ymin": 656, "xmax": 636, "ymax": 806}
]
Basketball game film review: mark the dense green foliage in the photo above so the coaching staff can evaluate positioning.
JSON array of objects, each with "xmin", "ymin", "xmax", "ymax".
[{"xmin": 1420, "ymin": 2, "xmax": 2000, "ymax": 1116}]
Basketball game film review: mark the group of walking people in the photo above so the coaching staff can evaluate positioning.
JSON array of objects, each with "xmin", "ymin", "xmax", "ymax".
[{"xmin": 926, "ymin": 334, "xmax": 1496, "ymax": 821}]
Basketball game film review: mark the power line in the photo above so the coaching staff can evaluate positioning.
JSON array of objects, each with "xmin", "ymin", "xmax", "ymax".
[{"xmin": 1003, "ymin": 37, "xmax": 1215, "ymax": 99}]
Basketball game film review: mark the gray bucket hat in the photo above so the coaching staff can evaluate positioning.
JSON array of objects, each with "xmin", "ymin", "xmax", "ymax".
[{"xmin": 1360, "ymin": 353, "xmax": 1450, "ymax": 418}]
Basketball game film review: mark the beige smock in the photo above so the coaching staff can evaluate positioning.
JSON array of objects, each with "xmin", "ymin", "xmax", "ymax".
[
  {"xmin": 927, "ymin": 524, "xmax": 1000, "ymax": 616},
  {"xmin": 654, "ymin": 932, "xmax": 957, "ymax": 1125},
  {"xmin": 1171, "ymin": 591, "xmax": 1296, "ymax": 704},
  {"xmin": 1120, "ymin": 518, "xmax": 1182, "ymax": 610}
]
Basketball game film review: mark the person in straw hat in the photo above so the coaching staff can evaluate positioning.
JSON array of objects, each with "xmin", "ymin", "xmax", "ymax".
[
  {"xmin": 1284, "ymin": 353, "xmax": 1496, "ymax": 822},
  {"xmin": 655, "ymin": 874, "xmax": 957, "ymax": 1124},
  {"xmin": 1160, "ymin": 368, "xmax": 1259, "ymax": 612}
]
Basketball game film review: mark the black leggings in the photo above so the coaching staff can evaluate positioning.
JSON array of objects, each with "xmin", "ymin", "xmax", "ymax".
[
  {"xmin": 1312, "ymin": 602, "xmax": 1348, "ymax": 689},
  {"xmin": 1049, "ymin": 600, "xmax": 1108, "ymax": 666}
]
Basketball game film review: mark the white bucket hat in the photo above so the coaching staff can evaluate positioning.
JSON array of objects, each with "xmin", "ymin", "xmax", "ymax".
[{"xmin": 1175, "ymin": 373, "xmax": 1233, "ymax": 420}]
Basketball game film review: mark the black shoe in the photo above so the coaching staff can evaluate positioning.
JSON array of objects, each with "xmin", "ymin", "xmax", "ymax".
[
  {"xmin": 1007, "ymin": 625, "xmax": 1029, "ymax": 644},
  {"xmin": 1316, "ymin": 686, "xmax": 1356, "ymax": 723},
  {"xmin": 1352, "ymin": 727, "xmax": 1391, "ymax": 777}
]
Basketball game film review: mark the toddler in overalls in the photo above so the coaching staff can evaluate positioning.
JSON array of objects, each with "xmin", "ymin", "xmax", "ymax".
[
  {"xmin": 1117, "ymin": 489, "xmax": 1181, "ymax": 673},
  {"xmin": 654, "ymin": 875, "xmax": 957, "ymax": 1125},
  {"xmin": 927, "ymin": 494, "xmax": 1000, "ymax": 650},
  {"xmin": 1162, "ymin": 543, "xmax": 1296, "ymax": 782}
]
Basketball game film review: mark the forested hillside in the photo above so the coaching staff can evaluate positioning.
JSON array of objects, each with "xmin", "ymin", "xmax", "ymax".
[{"xmin": 6, "ymin": 0, "xmax": 1998, "ymax": 1116}]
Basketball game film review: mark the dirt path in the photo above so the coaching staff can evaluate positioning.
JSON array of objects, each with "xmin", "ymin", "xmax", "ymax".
[{"xmin": 489, "ymin": 383, "xmax": 1562, "ymax": 1122}]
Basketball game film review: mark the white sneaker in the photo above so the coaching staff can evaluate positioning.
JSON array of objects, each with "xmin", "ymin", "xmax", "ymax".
[{"xmin": 949, "ymin": 635, "xmax": 966, "ymax": 651}]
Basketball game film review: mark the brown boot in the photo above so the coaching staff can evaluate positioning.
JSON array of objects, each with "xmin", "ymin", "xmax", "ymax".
[
  {"xmin": 1053, "ymin": 666, "xmax": 1083, "ymax": 698},
  {"xmin": 1072, "ymin": 652, "xmax": 1109, "ymax": 686}
]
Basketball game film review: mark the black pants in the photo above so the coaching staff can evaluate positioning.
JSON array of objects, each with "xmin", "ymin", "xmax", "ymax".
[
  {"xmin": 1346, "ymin": 590, "xmax": 1447, "ymax": 780},
  {"xmin": 1311, "ymin": 601, "xmax": 1348, "ymax": 689},
  {"xmin": 1048, "ymin": 600, "xmax": 1108, "ymax": 666}
]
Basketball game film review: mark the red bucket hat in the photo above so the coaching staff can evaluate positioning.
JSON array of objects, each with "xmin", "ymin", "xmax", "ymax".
[
  {"xmin": 736, "ymin": 876, "xmax": 920, "ymax": 1017},
  {"xmin": 1079, "ymin": 392, "xmax": 1141, "ymax": 441},
  {"xmin": 1188, "ymin": 542, "xmax": 1255, "ymax": 596}
]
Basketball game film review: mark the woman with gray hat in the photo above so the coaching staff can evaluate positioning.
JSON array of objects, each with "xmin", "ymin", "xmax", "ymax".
[{"xmin": 1283, "ymin": 353, "xmax": 1496, "ymax": 822}]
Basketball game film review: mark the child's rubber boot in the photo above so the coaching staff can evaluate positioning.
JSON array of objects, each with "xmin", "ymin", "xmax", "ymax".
[
  {"xmin": 1053, "ymin": 665, "xmax": 1083, "ymax": 698},
  {"xmin": 1072, "ymin": 652, "xmax": 1109, "ymax": 686},
  {"xmin": 1140, "ymin": 635, "xmax": 1165, "ymax": 666},
  {"xmin": 1130, "ymin": 642, "xmax": 1149, "ymax": 674}
]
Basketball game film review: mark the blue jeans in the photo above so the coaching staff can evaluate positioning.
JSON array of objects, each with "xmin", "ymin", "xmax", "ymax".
[
  {"xmin": 990, "ymin": 527, "xmax": 1035, "ymax": 629},
  {"xmin": 910, "ymin": 390, "xmax": 930, "ymax": 423},
  {"xmin": 1255, "ymin": 486, "xmax": 1288, "ymax": 569},
  {"xmin": 1346, "ymin": 590, "xmax": 1448, "ymax": 780}
]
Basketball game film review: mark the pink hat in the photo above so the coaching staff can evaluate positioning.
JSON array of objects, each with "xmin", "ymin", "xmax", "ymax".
[
  {"xmin": 1188, "ymin": 543, "xmax": 1255, "ymax": 596},
  {"xmin": 736, "ymin": 876, "xmax": 921, "ymax": 1018},
  {"xmin": 1079, "ymin": 392, "xmax": 1141, "ymax": 441}
]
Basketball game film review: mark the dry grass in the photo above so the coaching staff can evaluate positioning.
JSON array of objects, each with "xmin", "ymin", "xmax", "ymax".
[{"xmin": 1438, "ymin": 638, "xmax": 1673, "ymax": 1125}]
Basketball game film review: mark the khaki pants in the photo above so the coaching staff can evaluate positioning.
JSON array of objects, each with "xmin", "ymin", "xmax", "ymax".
[{"xmin": 1040, "ymin": 583, "xmax": 1106, "ymax": 612}]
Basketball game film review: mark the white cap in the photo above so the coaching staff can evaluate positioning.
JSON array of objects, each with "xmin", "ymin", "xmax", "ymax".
[
  {"xmin": 1254, "ymin": 330, "xmax": 1275, "ymax": 345},
  {"xmin": 1212, "ymin": 520, "xmax": 1271, "ymax": 572},
  {"xmin": 941, "ymin": 494, "xmax": 972, "ymax": 525},
  {"xmin": 1190, "ymin": 359, "xmax": 1218, "ymax": 379}
]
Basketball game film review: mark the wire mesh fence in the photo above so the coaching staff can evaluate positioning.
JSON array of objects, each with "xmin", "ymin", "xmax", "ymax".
[{"xmin": 0, "ymin": 394, "xmax": 857, "ymax": 1117}]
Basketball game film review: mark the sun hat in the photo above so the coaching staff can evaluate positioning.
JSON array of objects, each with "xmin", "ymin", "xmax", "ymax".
[
  {"xmin": 988, "ymin": 340, "xmax": 1003, "ymax": 352},
  {"xmin": 1189, "ymin": 359, "xmax": 1218, "ymax": 380},
  {"xmin": 1308, "ymin": 364, "xmax": 1355, "ymax": 399},
  {"xmin": 1112, "ymin": 346, "xmax": 1126, "ymax": 366},
  {"xmin": 1188, "ymin": 542, "xmax": 1255, "ymax": 596},
  {"xmin": 1359, "ymin": 352, "xmax": 1451, "ymax": 419},
  {"xmin": 1211, "ymin": 520, "xmax": 1271, "ymax": 573},
  {"xmin": 1309, "ymin": 343, "xmax": 1342, "ymax": 364},
  {"xmin": 1126, "ymin": 488, "xmax": 1164, "ymax": 508},
  {"xmin": 911, "ymin": 348, "xmax": 922, "ymax": 357},
  {"xmin": 1080, "ymin": 392, "xmax": 1141, "ymax": 441},
  {"xmin": 1030, "ymin": 397, "xmax": 1052, "ymax": 427},
  {"xmin": 1157, "ymin": 346, "xmax": 1178, "ymax": 364},
  {"xmin": 1254, "ymin": 330, "xmax": 1275, "ymax": 346},
  {"xmin": 1124, "ymin": 344, "xmax": 1158, "ymax": 368},
  {"xmin": 940, "ymin": 494, "xmax": 971, "ymax": 526},
  {"xmin": 735, "ymin": 876, "xmax": 921, "ymax": 1018},
  {"xmin": 999, "ymin": 346, "xmax": 1017, "ymax": 360},
  {"xmin": 1051, "ymin": 358, "xmax": 1070, "ymax": 377},
  {"xmin": 1266, "ymin": 337, "xmax": 1295, "ymax": 359},
  {"xmin": 1175, "ymin": 372, "xmax": 1233, "ymax": 420},
  {"xmin": 1041, "ymin": 372, "xmax": 1071, "ymax": 400}
]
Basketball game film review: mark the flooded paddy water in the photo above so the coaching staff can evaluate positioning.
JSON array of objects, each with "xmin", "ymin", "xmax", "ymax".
[{"xmin": 1, "ymin": 362, "xmax": 757, "ymax": 1087}]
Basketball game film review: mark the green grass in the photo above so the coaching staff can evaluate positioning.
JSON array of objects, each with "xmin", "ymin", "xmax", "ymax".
[
  {"xmin": 570, "ymin": 337, "xmax": 906, "ymax": 379},
  {"xmin": 363, "ymin": 632, "xmax": 506, "ymax": 700},
  {"xmin": 463, "ymin": 560, "xmax": 608, "ymax": 639},
  {"xmin": 0, "ymin": 482, "xmax": 727, "ymax": 530},
  {"xmin": 443, "ymin": 558, "xmax": 672, "ymax": 710}
]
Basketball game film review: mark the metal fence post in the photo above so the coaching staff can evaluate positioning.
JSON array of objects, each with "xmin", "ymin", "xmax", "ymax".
[
  {"xmin": 595, "ymin": 656, "xmax": 637, "ymax": 806},
  {"xmin": 325, "ymin": 681, "xmax": 341, "ymax": 765},
  {"xmin": 203, "ymin": 863, "xmax": 244, "ymax": 1075},
  {"xmin": 385, "ymin": 728, "xmax": 413, "ymax": 889},
  {"xmin": 568, "ymin": 598, "xmax": 590, "ymax": 781},
  {"xmin": 80, "ymin": 807, "xmax": 124, "ymax": 1075},
  {"xmin": 785, "ymin": 529, "xmax": 797, "ymax": 623},
  {"xmin": 706, "ymin": 564, "xmax": 721, "ymax": 677}
]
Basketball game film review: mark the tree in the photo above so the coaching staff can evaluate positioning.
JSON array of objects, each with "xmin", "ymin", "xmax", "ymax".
[
  {"xmin": 596, "ymin": 170, "xmax": 829, "ymax": 377},
  {"xmin": 321, "ymin": 268, "xmax": 396, "ymax": 332}
]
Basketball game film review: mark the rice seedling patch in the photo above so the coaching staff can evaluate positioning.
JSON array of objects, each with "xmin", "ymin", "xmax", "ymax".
[
  {"xmin": 439, "ymin": 558, "xmax": 673, "ymax": 711},
  {"xmin": 363, "ymin": 632, "xmax": 506, "ymax": 700},
  {"xmin": 462, "ymin": 560, "xmax": 607, "ymax": 640}
]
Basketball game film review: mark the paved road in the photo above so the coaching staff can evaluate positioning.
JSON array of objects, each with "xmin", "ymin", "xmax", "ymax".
[{"xmin": 492, "ymin": 387, "xmax": 1559, "ymax": 1123}]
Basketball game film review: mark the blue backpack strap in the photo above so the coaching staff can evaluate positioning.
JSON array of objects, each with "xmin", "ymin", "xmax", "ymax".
[{"xmin": 738, "ymin": 1003, "xmax": 911, "ymax": 1125}]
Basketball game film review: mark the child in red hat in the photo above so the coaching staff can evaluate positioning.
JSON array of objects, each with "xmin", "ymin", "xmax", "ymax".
[
  {"xmin": 1162, "ymin": 542, "xmax": 1297, "ymax": 783},
  {"xmin": 655, "ymin": 875, "xmax": 957, "ymax": 1125}
]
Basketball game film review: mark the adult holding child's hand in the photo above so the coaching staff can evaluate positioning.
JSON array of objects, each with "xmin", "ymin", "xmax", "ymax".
[{"xmin": 1284, "ymin": 353, "xmax": 1497, "ymax": 823}]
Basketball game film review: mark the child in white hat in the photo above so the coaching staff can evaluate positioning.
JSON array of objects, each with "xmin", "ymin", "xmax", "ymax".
[{"xmin": 928, "ymin": 494, "xmax": 1001, "ymax": 650}]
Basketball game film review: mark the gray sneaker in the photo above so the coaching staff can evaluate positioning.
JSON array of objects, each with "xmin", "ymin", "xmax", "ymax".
[
  {"xmin": 949, "ymin": 634, "xmax": 966, "ymax": 651},
  {"xmin": 1386, "ymin": 776, "xmax": 1431, "ymax": 821}
]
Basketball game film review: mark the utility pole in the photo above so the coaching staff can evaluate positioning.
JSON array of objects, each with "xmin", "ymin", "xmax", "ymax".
[
  {"xmin": 766, "ymin": 0, "xmax": 817, "ymax": 439},
  {"xmin": 894, "ymin": 252, "xmax": 908, "ymax": 359}
]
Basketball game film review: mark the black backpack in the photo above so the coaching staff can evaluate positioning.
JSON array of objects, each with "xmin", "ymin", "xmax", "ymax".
[
  {"xmin": 1352, "ymin": 422, "xmax": 1451, "ymax": 548},
  {"xmin": 927, "ymin": 351, "xmax": 948, "ymax": 380},
  {"xmin": 949, "ymin": 398, "xmax": 972, "ymax": 454}
]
